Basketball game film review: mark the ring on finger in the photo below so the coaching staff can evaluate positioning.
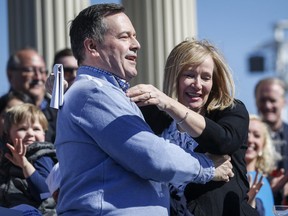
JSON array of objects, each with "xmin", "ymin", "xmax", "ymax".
[{"xmin": 148, "ymin": 92, "xmax": 152, "ymax": 99}]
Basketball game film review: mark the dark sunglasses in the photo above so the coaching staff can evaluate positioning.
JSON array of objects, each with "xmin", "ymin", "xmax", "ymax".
[{"xmin": 63, "ymin": 67, "xmax": 78, "ymax": 74}]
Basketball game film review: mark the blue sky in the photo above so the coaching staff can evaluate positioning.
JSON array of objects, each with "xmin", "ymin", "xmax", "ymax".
[
  {"xmin": 1, "ymin": 0, "xmax": 288, "ymax": 116},
  {"xmin": 0, "ymin": 0, "xmax": 9, "ymax": 96},
  {"xmin": 196, "ymin": 0, "xmax": 288, "ymax": 116}
]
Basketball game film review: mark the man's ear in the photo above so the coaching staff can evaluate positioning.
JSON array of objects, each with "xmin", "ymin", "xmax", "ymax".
[{"xmin": 83, "ymin": 38, "xmax": 98, "ymax": 55}]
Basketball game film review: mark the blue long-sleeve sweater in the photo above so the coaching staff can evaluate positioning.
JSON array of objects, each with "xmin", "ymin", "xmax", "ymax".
[{"xmin": 55, "ymin": 66, "xmax": 216, "ymax": 216}]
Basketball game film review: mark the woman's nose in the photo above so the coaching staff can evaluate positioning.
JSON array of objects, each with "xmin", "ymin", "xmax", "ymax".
[
  {"xmin": 192, "ymin": 77, "xmax": 202, "ymax": 89},
  {"xmin": 247, "ymin": 133, "xmax": 254, "ymax": 144}
]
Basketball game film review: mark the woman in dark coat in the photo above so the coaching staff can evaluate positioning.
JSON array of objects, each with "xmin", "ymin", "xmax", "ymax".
[{"xmin": 127, "ymin": 39, "xmax": 258, "ymax": 216}]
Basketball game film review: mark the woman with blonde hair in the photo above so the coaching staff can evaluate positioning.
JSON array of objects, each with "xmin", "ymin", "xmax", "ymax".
[
  {"xmin": 246, "ymin": 114, "xmax": 280, "ymax": 216},
  {"xmin": 127, "ymin": 38, "xmax": 258, "ymax": 216}
]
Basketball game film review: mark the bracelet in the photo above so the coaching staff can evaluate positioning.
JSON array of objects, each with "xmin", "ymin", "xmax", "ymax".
[{"xmin": 177, "ymin": 112, "xmax": 189, "ymax": 125}]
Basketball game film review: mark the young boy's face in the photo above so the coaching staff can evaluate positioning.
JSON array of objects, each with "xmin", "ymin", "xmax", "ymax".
[{"xmin": 9, "ymin": 119, "xmax": 45, "ymax": 145}]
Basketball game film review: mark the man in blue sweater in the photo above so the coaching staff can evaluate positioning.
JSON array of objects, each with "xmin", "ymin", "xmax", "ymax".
[{"xmin": 55, "ymin": 3, "xmax": 233, "ymax": 215}]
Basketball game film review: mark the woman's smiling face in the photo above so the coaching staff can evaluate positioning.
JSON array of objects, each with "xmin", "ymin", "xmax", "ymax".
[
  {"xmin": 245, "ymin": 119, "xmax": 265, "ymax": 162},
  {"xmin": 177, "ymin": 55, "xmax": 214, "ymax": 114}
]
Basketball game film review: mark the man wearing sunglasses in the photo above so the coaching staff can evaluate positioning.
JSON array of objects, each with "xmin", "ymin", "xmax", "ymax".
[{"xmin": 53, "ymin": 48, "xmax": 78, "ymax": 89}]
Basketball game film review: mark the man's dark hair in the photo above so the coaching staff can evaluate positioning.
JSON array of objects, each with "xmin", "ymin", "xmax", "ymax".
[
  {"xmin": 53, "ymin": 48, "xmax": 74, "ymax": 65},
  {"xmin": 69, "ymin": 3, "xmax": 124, "ymax": 64}
]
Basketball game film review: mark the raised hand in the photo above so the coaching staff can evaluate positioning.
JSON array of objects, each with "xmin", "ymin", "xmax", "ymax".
[
  {"xmin": 5, "ymin": 138, "xmax": 28, "ymax": 168},
  {"xmin": 247, "ymin": 170, "xmax": 264, "ymax": 207},
  {"xmin": 5, "ymin": 138, "xmax": 35, "ymax": 178},
  {"xmin": 270, "ymin": 168, "xmax": 288, "ymax": 193}
]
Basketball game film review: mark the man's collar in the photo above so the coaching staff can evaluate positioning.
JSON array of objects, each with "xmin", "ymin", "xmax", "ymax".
[{"xmin": 79, "ymin": 66, "xmax": 130, "ymax": 92}]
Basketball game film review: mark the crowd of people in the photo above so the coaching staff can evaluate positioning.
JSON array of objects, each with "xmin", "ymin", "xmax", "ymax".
[{"xmin": 0, "ymin": 3, "xmax": 287, "ymax": 216}]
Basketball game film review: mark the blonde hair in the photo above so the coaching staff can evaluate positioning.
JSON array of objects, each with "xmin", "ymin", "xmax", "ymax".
[
  {"xmin": 249, "ymin": 114, "xmax": 281, "ymax": 174},
  {"xmin": 3, "ymin": 103, "xmax": 48, "ymax": 143},
  {"xmin": 163, "ymin": 38, "xmax": 235, "ymax": 112}
]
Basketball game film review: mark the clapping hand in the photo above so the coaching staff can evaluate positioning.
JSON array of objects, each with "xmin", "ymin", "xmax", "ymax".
[{"xmin": 247, "ymin": 170, "xmax": 264, "ymax": 208}]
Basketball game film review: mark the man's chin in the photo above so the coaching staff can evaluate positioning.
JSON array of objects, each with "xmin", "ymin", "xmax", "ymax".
[
  {"xmin": 29, "ymin": 89, "xmax": 45, "ymax": 98},
  {"xmin": 264, "ymin": 116, "xmax": 277, "ymax": 124},
  {"xmin": 127, "ymin": 72, "xmax": 137, "ymax": 81}
]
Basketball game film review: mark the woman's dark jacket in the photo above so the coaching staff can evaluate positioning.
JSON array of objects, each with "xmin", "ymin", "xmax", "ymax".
[{"xmin": 140, "ymin": 100, "xmax": 259, "ymax": 216}]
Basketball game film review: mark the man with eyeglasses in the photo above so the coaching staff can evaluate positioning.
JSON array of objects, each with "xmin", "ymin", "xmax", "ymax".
[{"xmin": 1, "ymin": 48, "xmax": 57, "ymax": 143}]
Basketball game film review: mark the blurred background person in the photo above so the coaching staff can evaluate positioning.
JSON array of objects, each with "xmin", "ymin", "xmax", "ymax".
[
  {"xmin": 254, "ymin": 77, "xmax": 288, "ymax": 205},
  {"xmin": 1, "ymin": 48, "xmax": 57, "ymax": 143},
  {"xmin": 0, "ymin": 91, "xmax": 33, "ymax": 138},
  {"xmin": 53, "ymin": 48, "xmax": 78, "ymax": 89},
  {"xmin": 0, "ymin": 103, "xmax": 58, "ymax": 215},
  {"xmin": 246, "ymin": 114, "xmax": 280, "ymax": 216},
  {"xmin": 0, "ymin": 91, "xmax": 33, "ymax": 162},
  {"xmin": 6, "ymin": 48, "xmax": 47, "ymax": 108}
]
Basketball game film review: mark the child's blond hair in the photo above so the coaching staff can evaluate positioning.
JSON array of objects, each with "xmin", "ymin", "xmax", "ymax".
[{"xmin": 3, "ymin": 103, "xmax": 48, "ymax": 143}]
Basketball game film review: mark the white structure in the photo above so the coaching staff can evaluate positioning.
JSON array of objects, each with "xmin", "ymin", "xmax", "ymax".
[
  {"xmin": 275, "ymin": 20, "xmax": 288, "ymax": 85},
  {"xmin": 123, "ymin": 0, "xmax": 197, "ymax": 88},
  {"xmin": 7, "ymin": 0, "xmax": 197, "ymax": 89},
  {"xmin": 7, "ymin": 0, "xmax": 90, "ymax": 71}
]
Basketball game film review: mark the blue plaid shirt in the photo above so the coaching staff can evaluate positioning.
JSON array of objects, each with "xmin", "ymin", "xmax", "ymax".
[{"xmin": 79, "ymin": 66, "xmax": 130, "ymax": 92}]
